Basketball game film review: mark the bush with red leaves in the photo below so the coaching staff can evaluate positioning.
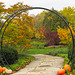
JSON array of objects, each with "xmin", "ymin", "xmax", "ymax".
[{"xmin": 44, "ymin": 29, "xmax": 60, "ymax": 46}]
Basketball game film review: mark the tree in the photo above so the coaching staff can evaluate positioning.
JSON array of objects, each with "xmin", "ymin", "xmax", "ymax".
[
  {"xmin": 60, "ymin": 6, "xmax": 75, "ymax": 31},
  {"xmin": 43, "ymin": 8, "xmax": 68, "ymax": 32},
  {"xmin": 3, "ymin": 2, "xmax": 34, "ymax": 49},
  {"xmin": 32, "ymin": 11, "xmax": 45, "ymax": 30},
  {"xmin": 0, "ymin": 2, "xmax": 6, "ymax": 28}
]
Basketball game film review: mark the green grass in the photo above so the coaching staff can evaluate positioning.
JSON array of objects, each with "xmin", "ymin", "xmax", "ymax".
[
  {"xmin": 28, "ymin": 47, "xmax": 68, "ymax": 55},
  {"xmin": 28, "ymin": 48, "xmax": 51, "ymax": 54},
  {"xmin": 57, "ymin": 54, "xmax": 68, "ymax": 58}
]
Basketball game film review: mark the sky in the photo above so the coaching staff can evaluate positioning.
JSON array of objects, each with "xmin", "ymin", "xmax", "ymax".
[{"xmin": 0, "ymin": 0, "xmax": 75, "ymax": 15}]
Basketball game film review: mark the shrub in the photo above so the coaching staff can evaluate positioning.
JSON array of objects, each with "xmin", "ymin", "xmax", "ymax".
[
  {"xmin": 30, "ymin": 41, "xmax": 47, "ymax": 49},
  {"xmin": 44, "ymin": 29, "xmax": 60, "ymax": 46},
  {"xmin": 0, "ymin": 45, "xmax": 18, "ymax": 64},
  {"xmin": 47, "ymin": 47, "xmax": 68, "ymax": 56}
]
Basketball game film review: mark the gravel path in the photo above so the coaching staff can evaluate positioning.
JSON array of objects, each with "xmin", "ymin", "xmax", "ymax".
[{"xmin": 11, "ymin": 54, "xmax": 64, "ymax": 75}]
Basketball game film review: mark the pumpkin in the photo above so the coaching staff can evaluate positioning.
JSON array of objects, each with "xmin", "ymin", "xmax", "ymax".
[
  {"xmin": 57, "ymin": 69, "xmax": 65, "ymax": 75},
  {"xmin": 0, "ymin": 66, "xmax": 2, "ymax": 73},
  {"xmin": 5, "ymin": 69, "xmax": 12, "ymax": 74},
  {"xmin": 2, "ymin": 67, "xmax": 7, "ymax": 71},
  {"xmin": 64, "ymin": 64, "xmax": 71, "ymax": 72}
]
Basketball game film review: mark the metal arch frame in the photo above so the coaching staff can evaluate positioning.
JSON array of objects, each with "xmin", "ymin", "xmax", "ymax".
[{"xmin": 0, "ymin": 7, "xmax": 74, "ymax": 70}]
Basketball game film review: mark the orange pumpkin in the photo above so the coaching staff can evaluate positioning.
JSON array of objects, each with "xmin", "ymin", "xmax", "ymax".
[
  {"xmin": 0, "ymin": 66, "xmax": 2, "ymax": 73},
  {"xmin": 57, "ymin": 69, "xmax": 65, "ymax": 75},
  {"xmin": 64, "ymin": 64, "xmax": 71, "ymax": 72},
  {"xmin": 2, "ymin": 67, "xmax": 7, "ymax": 71}
]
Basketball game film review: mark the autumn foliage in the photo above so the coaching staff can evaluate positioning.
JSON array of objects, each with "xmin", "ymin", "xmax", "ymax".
[
  {"xmin": 2, "ymin": 2, "xmax": 34, "ymax": 49},
  {"xmin": 35, "ymin": 26, "xmax": 46, "ymax": 39},
  {"xmin": 44, "ymin": 29, "xmax": 60, "ymax": 46},
  {"xmin": 3, "ymin": 15, "xmax": 34, "ymax": 49},
  {"xmin": 57, "ymin": 24, "xmax": 75, "ymax": 44}
]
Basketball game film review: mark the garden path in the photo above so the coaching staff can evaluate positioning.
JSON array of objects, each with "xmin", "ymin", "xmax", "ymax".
[{"xmin": 11, "ymin": 54, "xmax": 64, "ymax": 75}]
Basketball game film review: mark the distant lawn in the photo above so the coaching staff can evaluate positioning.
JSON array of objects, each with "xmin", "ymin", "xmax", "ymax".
[{"xmin": 28, "ymin": 47, "xmax": 68, "ymax": 55}]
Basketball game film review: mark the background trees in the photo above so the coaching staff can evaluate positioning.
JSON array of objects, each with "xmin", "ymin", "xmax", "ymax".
[
  {"xmin": 0, "ymin": 2, "xmax": 75, "ymax": 48},
  {"xmin": 1, "ymin": 2, "xmax": 34, "ymax": 50},
  {"xmin": 0, "ymin": 2, "xmax": 6, "ymax": 28},
  {"xmin": 42, "ymin": 8, "xmax": 68, "ymax": 32},
  {"xmin": 60, "ymin": 7, "xmax": 75, "ymax": 31}
]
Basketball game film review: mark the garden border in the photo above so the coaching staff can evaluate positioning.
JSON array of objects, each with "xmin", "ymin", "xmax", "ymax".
[{"xmin": 0, "ymin": 7, "xmax": 74, "ymax": 70}]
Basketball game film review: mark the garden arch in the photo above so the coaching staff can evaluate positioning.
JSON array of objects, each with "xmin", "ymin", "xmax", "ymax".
[{"xmin": 0, "ymin": 7, "xmax": 74, "ymax": 70}]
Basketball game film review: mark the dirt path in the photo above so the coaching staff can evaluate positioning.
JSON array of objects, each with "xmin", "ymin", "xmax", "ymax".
[{"xmin": 11, "ymin": 54, "xmax": 64, "ymax": 75}]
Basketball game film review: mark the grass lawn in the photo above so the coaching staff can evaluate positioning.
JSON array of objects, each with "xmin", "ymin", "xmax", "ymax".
[{"xmin": 28, "ymin": 47, "xmax": 68, "ymax": 55}]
